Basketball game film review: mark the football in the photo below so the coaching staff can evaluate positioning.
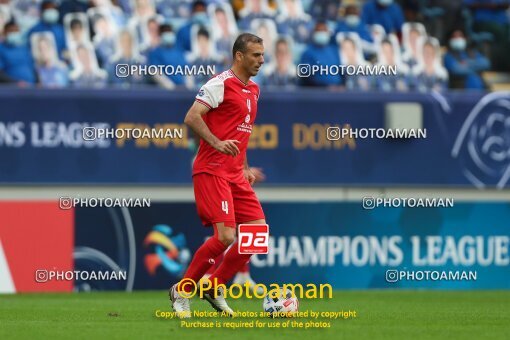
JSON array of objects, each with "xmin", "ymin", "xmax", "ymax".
[{"xmin": 263, "ymin": 288, "xmax": 299, "ymax": 318}]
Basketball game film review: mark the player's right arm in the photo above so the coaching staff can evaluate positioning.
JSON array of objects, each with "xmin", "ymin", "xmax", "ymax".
[{"xmin": 184, "ymin": 101, "xmax": 240, "ymax": 156}]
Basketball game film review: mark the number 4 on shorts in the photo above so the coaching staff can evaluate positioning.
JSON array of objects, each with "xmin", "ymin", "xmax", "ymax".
[{"xmin": 221, "ymin": 200, "xmax": 229, "ymax": 214}]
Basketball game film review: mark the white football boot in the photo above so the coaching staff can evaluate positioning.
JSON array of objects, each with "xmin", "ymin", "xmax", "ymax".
[{"xmin": 169, "ymin": 284, "xmax": 191, "ymax": 318}]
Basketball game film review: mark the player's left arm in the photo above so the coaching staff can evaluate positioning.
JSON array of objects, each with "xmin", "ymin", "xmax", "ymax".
[
  {"xmin": 243, "ymin": 158, "xmax": 266, "ymax": 185},
  {"xmin": 243, "ymin": 158, "xmax": 255, "ymax": 185}
]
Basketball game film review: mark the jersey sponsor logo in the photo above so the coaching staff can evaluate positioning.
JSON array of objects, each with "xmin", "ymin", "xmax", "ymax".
[
  {"xmin": 238, "ymin": 101, "xmax": 253, "ymax": 133},
  {"xmin": 238, "ymin": 224, "xmax": 269, "ymax": 254},
  {"xmin": 237, "ymin": 122, "xmax": 253, "ymax": 133},
  {"xmin": 242, "ymin": 89, "xmax": 251, "ymax": 94}
]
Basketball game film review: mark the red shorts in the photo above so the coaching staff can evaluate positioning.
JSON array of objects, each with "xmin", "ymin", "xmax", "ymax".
[{"xmin": 193, "ymin": 173, "xmax": 265, "ymax": 228}]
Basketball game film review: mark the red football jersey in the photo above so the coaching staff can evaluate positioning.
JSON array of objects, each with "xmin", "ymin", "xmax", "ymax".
[{"xmin": 193, "ymin": 69, "xmax": 260, "ymax": 183}]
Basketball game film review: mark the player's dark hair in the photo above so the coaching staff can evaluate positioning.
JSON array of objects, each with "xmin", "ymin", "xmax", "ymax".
[{"xmin": 232, "ymin": 33, "xmax": 263, "ymax": 58}]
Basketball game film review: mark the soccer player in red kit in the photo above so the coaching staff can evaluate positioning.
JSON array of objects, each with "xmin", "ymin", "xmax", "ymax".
[{"xmin": 170, "ymin": 33, "xmax": 265, "ymax": 317}]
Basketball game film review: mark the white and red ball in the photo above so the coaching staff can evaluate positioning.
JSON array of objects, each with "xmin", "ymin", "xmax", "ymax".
[{"xmin": 263, "ymin": 288, "xmax": 299, "ymax": 318}]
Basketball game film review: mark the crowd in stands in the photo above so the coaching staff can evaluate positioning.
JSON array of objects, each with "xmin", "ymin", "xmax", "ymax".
[{"xmin": 0, "ymin": 0, "xmax": 508, "ymax": 91}]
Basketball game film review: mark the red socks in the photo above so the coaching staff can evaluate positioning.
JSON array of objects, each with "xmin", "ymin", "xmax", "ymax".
[
  {"xmin": 205, "ymin": 252, "xmax": 224, "ymax": 275},
  {"xmin": 209, "ymin": 241, "xmax": 251, "ymax": 285},
  {"xmin": 178, "ymin": 223, "xmax": 254, "ymax": 292},
  {"xmin": 205, "ymin": 247, "xmax": 250, "ymax": 276},
  {"xmin": 179, "ymin": 236, "xmax": 227, "ymax": 292}
]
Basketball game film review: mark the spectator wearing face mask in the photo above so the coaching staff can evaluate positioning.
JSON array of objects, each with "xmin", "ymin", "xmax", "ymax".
[
  {"xmin": 28, "ymin": 1, "xmax": 66, "ymax": 56},
  {"xmin": 0, "ymin": 21, "xmax": 36, "ymax": 85},
  {"xmin": 361, "ymin": 0, "xmax": 405, "ymax": 35},
  {"xmin": 298, "ymin": 21, "xmax": 341, "ymax": 87},
  {"xmin": 148, "ymin": 23, "xmax": 192, "ymax": 90},
  {"xmin": 335, "ymin": 5, "xmax": 373, "ymax": 44},
  {"xmin": 443, "ymin": 29, "xmax": 490, "ymax": 89},
  {"xmin": 177, "ymin": 1, "xmax": 210, "ymax": 52}
]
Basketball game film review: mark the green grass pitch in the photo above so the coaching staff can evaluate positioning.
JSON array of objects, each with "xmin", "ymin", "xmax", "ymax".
[{"xmin": 1, "ymin": 291, "xmax": 509, "ymax": 339}]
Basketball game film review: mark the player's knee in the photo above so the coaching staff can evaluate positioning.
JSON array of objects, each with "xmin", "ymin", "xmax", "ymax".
[{"xmin": 217, "ymin": 232, "xmax": 235, "ymax": 246}]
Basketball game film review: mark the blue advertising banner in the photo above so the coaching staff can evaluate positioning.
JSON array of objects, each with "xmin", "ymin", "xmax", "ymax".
[
  {"xmin": 0, "ymin": 89, "xmax": 509, "ymax": 187},
  {"xmin": 73, "ymin": 201, "xmax": 510, "ymax": 290},
  {"xmin": 73, "ymin": 203, "xmax": 208, "ymax": 292}
]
